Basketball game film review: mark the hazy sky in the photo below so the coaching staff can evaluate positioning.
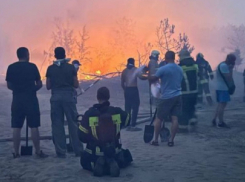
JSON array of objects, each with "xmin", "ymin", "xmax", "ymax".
[{"xmin": 0, "ymin": 0, "xmax": 245, "ymax": 73}]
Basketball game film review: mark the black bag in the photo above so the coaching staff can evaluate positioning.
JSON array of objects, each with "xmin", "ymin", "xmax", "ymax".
[{"xmin": 218, "ymin": 63, "xmax": 236, "ymax": 95}]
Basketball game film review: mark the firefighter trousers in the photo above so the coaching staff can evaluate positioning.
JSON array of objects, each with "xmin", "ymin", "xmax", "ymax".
[
  {"xmin": 179, "ymin": 93, "xmax": 197, "ymax": 126},
  {"xmin": 198, "ymin": 81, "xmax": 213, "ymax": 105}
]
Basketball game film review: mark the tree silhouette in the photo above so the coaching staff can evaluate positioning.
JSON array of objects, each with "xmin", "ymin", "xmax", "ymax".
[{"xmin": 156, "ymin": 18, "xmax": 194, "ymax": 55}]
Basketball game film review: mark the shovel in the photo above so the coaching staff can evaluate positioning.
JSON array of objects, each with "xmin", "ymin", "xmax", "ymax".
[
  {"xmin": 21, "ymin": 123, "xmax": 33, "ymax": 156},
  {"xmin": 143, "ymin": 109, "xmax": 157, "ymax": 143}
]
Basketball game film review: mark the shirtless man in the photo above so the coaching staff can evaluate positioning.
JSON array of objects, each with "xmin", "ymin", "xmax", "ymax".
[{"xmin": 121, "ymin": 58, "xmax": 147, "ymax": 131}]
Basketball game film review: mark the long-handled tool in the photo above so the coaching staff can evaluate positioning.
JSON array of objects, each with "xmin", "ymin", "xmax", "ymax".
[
  {"xmin": 21, "ymin": 123, "xmax": 33, "ymax": 156},
  {"xmin": 143, "ymin": 108, "xmax": 157, "ymax": 143}
]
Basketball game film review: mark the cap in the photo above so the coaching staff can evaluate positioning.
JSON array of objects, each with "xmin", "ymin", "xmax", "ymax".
[
  {"xmin": 150, "ymin": 50, "xmax": 160, "ymax": 58},
  {"xmin": 72, "ymin": 60, "xmax": 81, "ymax": 66}
]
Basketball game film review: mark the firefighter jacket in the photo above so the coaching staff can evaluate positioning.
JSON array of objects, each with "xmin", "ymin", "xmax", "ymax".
[
  {"xmin": 78, "ymin": 101, "xmax": 129, "ymax": 157},
  {"xmin": 179, "ymin": 58, "xmax": 199, "ymax": 95},
  {"xmin": 196, "ymin": 57, "xmax": 213, "ymax": 82}
]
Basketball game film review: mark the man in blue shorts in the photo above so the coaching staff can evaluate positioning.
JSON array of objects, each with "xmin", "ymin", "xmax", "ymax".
[{"xmin": 212, "ymin": 54, "xmax": 236, "ymax": 128}]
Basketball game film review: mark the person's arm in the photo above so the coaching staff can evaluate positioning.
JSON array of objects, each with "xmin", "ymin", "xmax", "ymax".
[
  {"xmin": 115, "ymin": 107, "xmax": 130, "ymax": 129},
  {"xmin": 72, "ymin": 67, "xmax": 79, "ymax": 88},
  {"xmin": 207, "ymin": 62, "xmax": 214, "ymax": 80},
  {"xmin": 137, "ymin": 66, "xmax": 148, "ymax": 80},
  {"xmin": 149, "ymin": 66, "xmax": 162, "ymax": 83},
  {"xmin": 6, "ymin": 66, "xmax": 14, "ymax": 91},
  {"xmin": 34, "ymin": 65, "xmax": 43, "ymax": 91},
  {"xmin": 77, "ymin": 111, "xmax": 92, "ymax": 143},
  {"xmin": 121, "ymin": 70, "xmax": 126, "ymax": 90},
  {"xmin": 45, "ymin": 67, "xmax": 52, "ymax": 90},
  {"xmin": 73, "ymin": 76, "xmax": 79, "ymax": 89}
]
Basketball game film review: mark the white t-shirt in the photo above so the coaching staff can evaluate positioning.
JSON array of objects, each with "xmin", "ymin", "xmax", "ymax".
[{"xmin": 216, "ymin": 62, "xmax": 229, "ymax": 91}]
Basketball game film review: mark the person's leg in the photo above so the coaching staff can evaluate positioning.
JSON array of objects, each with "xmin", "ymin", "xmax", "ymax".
[
  {"xmin": 131, "ymin": 88, "xmax": 140, "ymax": 127},
  {"xmin": 169, "ymin": 116, "xmax": 179, "ymax": 142},
  {"xmin": 218, "ymin": 103, "xmax": 227, "ymax": 123},
  {"xmin": 51, "ymin": 101, "xmax": 67, "ymax": 156},
  {"xmin": 13, "ymin": 128, "xmax": 21, "ymax": 155},
  {"xmin": 30, "ymin": 128, "xmax": 40, "ymax": 153},
  {"xmin": 63, "ymin": 102, "xmax": 83, "ymax": 156},
  {"xmin": 11, "ymin": 97, "xmax": 25, "ymax": 157},
  {"xmin": 153, "ymin": 117, "xmax": 162, "ymax": 143},
  {"xmin": 203, "ymin": 82, "xmax": 213, "ymax": 106},
  {"xmin": 197, "ymin": 81, "xmax": 203, "ymax": 104}
]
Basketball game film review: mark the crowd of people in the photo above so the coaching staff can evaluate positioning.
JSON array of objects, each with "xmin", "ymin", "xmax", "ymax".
[{"xmin": 5, "ymin": 46, "xmax": 236, "ymax": 177}]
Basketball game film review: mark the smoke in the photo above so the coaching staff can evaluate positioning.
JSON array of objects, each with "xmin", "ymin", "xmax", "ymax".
[{"xmin": 1, "ymin": 0, "xmax": 245, "ymax": 75}]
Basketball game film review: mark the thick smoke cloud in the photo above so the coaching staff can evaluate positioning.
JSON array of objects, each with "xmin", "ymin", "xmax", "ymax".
[{"xmin": 0, "ymin": 0, "xmax": 245, "ymax": 75}]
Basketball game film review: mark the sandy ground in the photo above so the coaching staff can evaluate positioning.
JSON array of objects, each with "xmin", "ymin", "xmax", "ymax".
[{"xmin": 1, "ymin": 74, "xmax": 245, "ymax": 182}]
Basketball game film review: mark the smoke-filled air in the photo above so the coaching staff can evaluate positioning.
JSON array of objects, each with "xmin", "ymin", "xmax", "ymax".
[{"xmin": 1, "ymin": 0, "xmax": 245, "ymax": 78}]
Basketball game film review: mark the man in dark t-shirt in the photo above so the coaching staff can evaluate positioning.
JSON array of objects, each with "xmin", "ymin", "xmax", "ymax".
[
  {"xmin": 46, "ymin": 47, "xmax": 83, "ymax": 158},
  {"xmin": 6, "ymin": 47, "xmax": 48, "ymax": 158}
]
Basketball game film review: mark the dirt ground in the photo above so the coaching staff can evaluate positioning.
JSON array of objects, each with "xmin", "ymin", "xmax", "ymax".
[{"xmin": 0, "ymin": 74, "xmax": 245, "ymax": 182}]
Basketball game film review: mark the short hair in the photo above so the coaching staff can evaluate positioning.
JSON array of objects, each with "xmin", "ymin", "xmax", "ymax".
[
  {"xmin": 17, "ymin": 47, "xmax": 29, "ymax": 59},
  {"xmin": 127, "ymin": 58, "xmax": 135, "ymax": 65},
  {"xmin": 165, "ymin": 51, "xmax": 175, "ymax": 60},
  {"xmin": 97, "ymin": 87, "xmax": 110, "ymax": 101},
  {"xmin": 54, "ymin": 47, "xmax": 66, "ymax": 59},
  {"xmin": 226, "ymin": 53, "xmax": 236, "ymax": 64}
]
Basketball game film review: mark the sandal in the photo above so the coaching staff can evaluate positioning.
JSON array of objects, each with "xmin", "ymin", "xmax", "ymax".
[
  {"xmin": 150, "ymin": 141, "xmax": 159, "ymax": 146},
  {"xmin": 168, "ymin": 141, "xmax": 174, "ymax": 147}
]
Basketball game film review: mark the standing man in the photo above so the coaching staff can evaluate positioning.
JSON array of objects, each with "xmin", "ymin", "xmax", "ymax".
[
  {"xmin": 149, "ymin": 51, "xmax": 183, "ymax": 147},
  {"xmin": 6, "ymin": 47, "xmax": 48, "ymax": 158},
  {"xmin": 121, "ymin": 58, "xmax": 147, "ymax": 131},
  {"xmin": 212, "ymin": 54, "xmax": 236, "ymax": 128},
  {"xmin": 196, "ymin": 53, "xmax": 214, "ymax": 106},
  {"xmin": 178, "ymin": 49, "xmax": 199, "ymax": 131},
  {"xmin": 46, "ymin": 47, "xmax": 83, "ymax": 158}
]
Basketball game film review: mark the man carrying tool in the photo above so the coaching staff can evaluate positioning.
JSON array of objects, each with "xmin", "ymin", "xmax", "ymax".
[
  {"xmin": 6, "ymin": 47, "xmax": 48, "ymax": 158},
  {"xmin": 178, "ymin": 49, "xmax": 199, "ymax": 132},
  {"xmin": 149, "ymin": 51, "xmax": 183, "ymax": 147},
  {"xmin": 78, "ymin": 87, "xmax": 132, "ymax": 177},
  {"xmin": 121, "ymin": 58, "xmax": 147, "ymax": 131},
  {"xmin": 46, "ymin": 47, "xmax": 83, "ymax": 158},
  {"xmin": 196, "ymin": 53, "xmax": 214, "ymax": 106}
]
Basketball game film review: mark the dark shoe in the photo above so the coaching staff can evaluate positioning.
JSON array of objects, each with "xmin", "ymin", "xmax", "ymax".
[
  {"xmin": 168, "ymin": 141, "xmax": 174, "ymax": 147},
  {"xmin": 108, "ymin": 158, "xmax": 120, "ymax": 177},
  {"xmin": 36, "ymin": 150, "xmax": 48, "ymax": 158},
  {"xmin": 13, "ymin": 153, "xmax": 20, "ymax": 159},
  {"xmin": 94, "ymin": 157, "xmax": 106, "ymax": 177},
  {"xmin": 150, "ymin": 141, "xmax": 159, "ymax": 146},
  {"xmin": 217, "ymin": 122, "xmax": 230, "ymax": 129}
]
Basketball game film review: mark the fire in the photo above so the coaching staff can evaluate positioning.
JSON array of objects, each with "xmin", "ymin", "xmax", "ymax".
[{"xmin": 96, "ymin": 70, "xmax": 101, "ymax": 75}]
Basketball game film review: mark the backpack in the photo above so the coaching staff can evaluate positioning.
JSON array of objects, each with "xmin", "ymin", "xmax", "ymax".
[{"xmin": 96, "ymin": 112, "xmax": 117, "ymax": 158}]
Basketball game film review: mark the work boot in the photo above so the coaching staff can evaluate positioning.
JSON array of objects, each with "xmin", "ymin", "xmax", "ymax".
[
  {"xmin": 93, "ymin": 157, "xmax": 106, "ymax": 177},
  {"xmin": 107, "ymin": 158, "xmax": 120, "ymax": 177}
]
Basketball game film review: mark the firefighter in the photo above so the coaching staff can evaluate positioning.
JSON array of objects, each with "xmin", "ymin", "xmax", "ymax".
[
  {"xmin": 78, "ymin": 87, "xmax": 132, "ymax": 177},
  {"xmin": 178, "ymin": 49, "xmax": 199, "ymax": 132},
  {"xmin": 196, "ymin": 53, "xmax": 214, "ymax": 106}
]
